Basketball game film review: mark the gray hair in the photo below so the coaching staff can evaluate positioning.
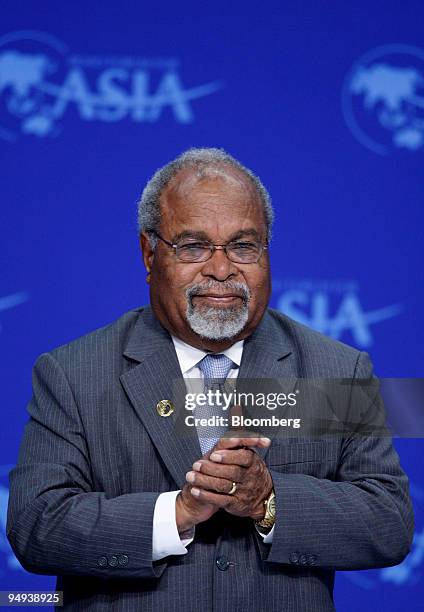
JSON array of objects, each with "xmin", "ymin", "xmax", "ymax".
[{"xmin": 137, "ymin": 147, "xmax": 274, "ymax": 247}]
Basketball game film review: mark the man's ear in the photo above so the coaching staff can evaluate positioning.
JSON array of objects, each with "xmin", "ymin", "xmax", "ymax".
[{"xmin": 140, "ymin": 232, "xmax": 154, "ymax": 273}]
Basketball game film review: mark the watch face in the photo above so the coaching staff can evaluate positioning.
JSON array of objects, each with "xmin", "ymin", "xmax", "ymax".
[{"xmin": 268, "ymin": 494, "xmax": 276, "ymax": 519}]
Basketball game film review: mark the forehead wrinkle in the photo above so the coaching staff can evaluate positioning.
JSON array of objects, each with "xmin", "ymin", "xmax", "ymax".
[
  {"xmin": 160, "ymin": 166, "xmax": 266, "ymax": 238},
  {"xmin": 165, "ymin": 165, "xmax": 258, "ymax": 202}
]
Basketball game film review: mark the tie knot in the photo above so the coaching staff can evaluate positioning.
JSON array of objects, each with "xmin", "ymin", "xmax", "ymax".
[{"xmin": 197, "ymin": 354, "xmax": 234, "ymax": 382}]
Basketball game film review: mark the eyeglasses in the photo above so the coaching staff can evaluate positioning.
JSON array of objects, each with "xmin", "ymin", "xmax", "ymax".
[{"xmin": 151, "ymin": 231, "xmax": 268, "ymax": 264}]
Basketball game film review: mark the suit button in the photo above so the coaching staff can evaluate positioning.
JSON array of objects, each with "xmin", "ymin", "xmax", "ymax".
[
  {"xmin": 118, "ymin": 554, "xmax": 129, "ymax": 566},
  {"xmin": 109, "ymin": 555, "xmax": 118, "ymax": 567},
  {"xmin": 289, "ymin": 552, "xmax": 299, "ymax": 564},
  {"xmin": 216, "ymin": 555, "xmax": 230, "ymax": 571},
  {"xmin": 98, "ymin": 556, "xmax": 108, "ymax": 567},
  {"xmin": 299, "ymin": 554, "xmax": 308, "ymax": 566}
]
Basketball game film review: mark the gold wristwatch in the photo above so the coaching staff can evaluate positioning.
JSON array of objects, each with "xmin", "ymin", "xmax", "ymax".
[{"xmin": 255, "ymin": 489, "xmax": 276, "ymax": 532}]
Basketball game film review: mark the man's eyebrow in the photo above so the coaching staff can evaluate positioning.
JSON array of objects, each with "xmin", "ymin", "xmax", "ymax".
[
  {"xmin": 229, "ymin": 229, "xmax": 262, "ymax": 241},
  {"xmin": 171, "ymin": 228, "xmax": 264, "ymax": 243},
  {"xmin": 171, "ymin": 230, "xmax": 210, "ymax": 243}
]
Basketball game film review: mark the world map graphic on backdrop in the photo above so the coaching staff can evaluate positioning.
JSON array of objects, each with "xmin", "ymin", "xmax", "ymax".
[
  {"xmin": 342, "ymin": 44, "xmax": 424, "ymax": 155},
  {"xmin": 0, "ymin": 30, "xmax": 221, "ymax": 141}
]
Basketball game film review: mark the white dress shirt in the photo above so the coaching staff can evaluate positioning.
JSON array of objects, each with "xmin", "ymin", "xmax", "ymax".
[{"xmin": 151, "ymin": 335, "xmax": 273, "ymax": 561}]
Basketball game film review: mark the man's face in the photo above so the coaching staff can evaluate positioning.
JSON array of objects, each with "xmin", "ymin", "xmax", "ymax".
[{"xmin": 141, "ymin": 165, "xmax": 271, "ymax": 351}]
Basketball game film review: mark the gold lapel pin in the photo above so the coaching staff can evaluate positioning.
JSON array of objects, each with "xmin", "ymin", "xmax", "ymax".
[{"xmin": 156, "ymin": 399, "xmax": 174, "ymax": 417}]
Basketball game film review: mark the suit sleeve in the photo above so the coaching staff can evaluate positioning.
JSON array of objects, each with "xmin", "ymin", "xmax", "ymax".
[
  {"xmin": 7, "ymin": 352, "xmax": 167, "ymax": 579},
  {"xmin": 264, "ymin": 352, "xmax": 414, "ymax": 570}
]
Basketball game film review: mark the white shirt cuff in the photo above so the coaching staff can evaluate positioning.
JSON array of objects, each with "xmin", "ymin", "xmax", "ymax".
[
  {"xmin": 152, "ymin": 490, "xmax": 195, "ymax": 562},
  {"xmin": 255, "ymin": 524, "xmax": 275, "ymax": 544}
]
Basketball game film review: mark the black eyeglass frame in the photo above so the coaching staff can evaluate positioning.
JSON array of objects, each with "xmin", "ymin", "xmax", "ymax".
[{"xmin": 149, "ymin": 231, "xmax": 268, "ymax": 264}]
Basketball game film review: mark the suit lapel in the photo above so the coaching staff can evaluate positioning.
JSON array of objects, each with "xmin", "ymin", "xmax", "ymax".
[
  {"xmin": 237, "ymin": 311, "xmax": 299, "ymax": 460},
  {"xmin": 120, "ymin": 308, "xmax": 300, "ymax": 484},
  {"xmin": 120, "ymin": 308, "xmax": 201, "ymax": 489}
]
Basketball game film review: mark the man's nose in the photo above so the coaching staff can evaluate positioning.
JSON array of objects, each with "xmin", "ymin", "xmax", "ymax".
[{"xmin": 200, "ymin": 248, "xmax": 238, "ymax": 280}]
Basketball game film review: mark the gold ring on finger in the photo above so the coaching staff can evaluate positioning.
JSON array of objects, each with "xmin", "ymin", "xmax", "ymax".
[{"xmin": 228, "ymin": 482, "xmax": 237, "ymax": 495}]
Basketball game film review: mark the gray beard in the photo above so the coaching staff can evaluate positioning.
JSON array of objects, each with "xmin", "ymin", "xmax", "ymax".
[{"xmin": 185, "ymin": 281, "xmax": 250, "ymax": 341}]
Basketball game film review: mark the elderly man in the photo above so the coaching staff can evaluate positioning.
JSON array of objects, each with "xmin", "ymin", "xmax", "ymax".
[{"xmin": 7, "ymin": 148, "xmax": 413, "ymax": 611}]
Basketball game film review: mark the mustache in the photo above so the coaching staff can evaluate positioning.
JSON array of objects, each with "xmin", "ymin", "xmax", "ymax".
[{"xmin": 186, "ymin": 280, "xmax": 250, "ymax": 303}]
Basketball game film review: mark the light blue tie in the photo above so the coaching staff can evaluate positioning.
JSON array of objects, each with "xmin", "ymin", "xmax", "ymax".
[{"xmin": 196, "ymin": 354, "xmax": 235, "ymax": 454}]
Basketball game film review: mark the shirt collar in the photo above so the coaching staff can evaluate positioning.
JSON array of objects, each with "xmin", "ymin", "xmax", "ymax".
[{"xmin": 171, "ymin": 335, "xmax": 244, "ymax": 374}]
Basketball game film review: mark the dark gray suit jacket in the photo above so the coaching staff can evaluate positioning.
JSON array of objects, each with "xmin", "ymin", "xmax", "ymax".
[{"xmin": 7, "ymin": 307, "xmax": 413, "ymax": 611}]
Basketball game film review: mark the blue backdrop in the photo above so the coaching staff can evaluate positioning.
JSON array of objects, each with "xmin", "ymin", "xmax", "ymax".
[{"xmin": 1, "ymin": 1, "xmax": 423, "ymax": 609}]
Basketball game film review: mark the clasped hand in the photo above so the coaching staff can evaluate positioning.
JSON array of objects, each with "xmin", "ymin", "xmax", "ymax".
[{"xmin": 176, "ymin": 436, "xmax": 273, "ymax": 533}]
